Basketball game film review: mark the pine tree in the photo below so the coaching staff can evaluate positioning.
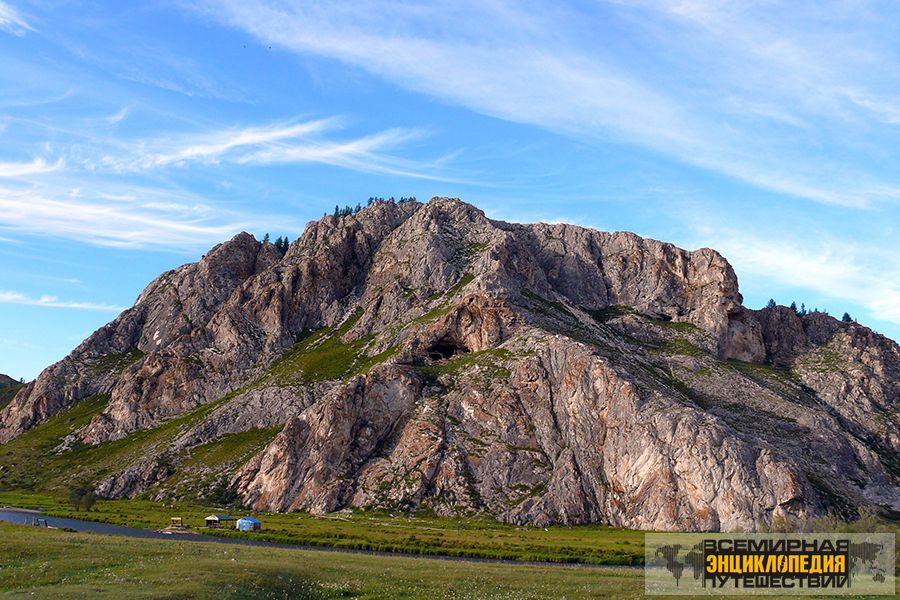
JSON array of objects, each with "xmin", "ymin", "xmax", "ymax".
[
  {"xmin": 262, "ymin": 233, "xmax": 270, "ymax": 244},
  {"xmin": 766, "ymin": 298, "xmax": 776, "ymax": 309},
  {"xmin": 842, "ymin": 312, "xmax": 853, "ymax": 323},
  {"xmin": 333, "ymin": 205, "xmax": 340, "ymax": 219},
  {"xmin": 800, "ymin": 303, "xmax": 807, "ymax": 316},
  {"xmin": 790, "ymin": 301, "xmax": 798, "ymax": 314}
]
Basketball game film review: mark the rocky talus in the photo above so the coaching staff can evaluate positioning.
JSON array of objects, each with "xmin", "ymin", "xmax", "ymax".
[{"xmin": 1, "ymin": 198, "xmax": 896, "ymax": 531}]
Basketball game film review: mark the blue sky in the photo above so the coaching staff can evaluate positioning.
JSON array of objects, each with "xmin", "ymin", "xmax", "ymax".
[{"xmin": 1, "ymin": 0, "xmax": 899, "ymax": 380}]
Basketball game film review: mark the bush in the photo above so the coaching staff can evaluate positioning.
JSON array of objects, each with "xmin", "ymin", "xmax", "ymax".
[{"xmin": 68, "ymin": 485, "xmax": 97, "ymax": 512}]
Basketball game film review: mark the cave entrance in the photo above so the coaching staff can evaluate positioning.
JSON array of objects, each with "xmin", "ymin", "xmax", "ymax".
[{"xmin": 426, "ymin": 336, "xmax": 469, "ymax": 361}]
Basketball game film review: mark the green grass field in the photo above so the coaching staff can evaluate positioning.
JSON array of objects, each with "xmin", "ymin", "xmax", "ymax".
[
  {"xmin": 2, "ymin": 522, "xmax": 893, "ymax": 599},
  {"xmin": 0, "ymin": 490, "xmax": 644, "ymax": 565},
  {"xmin": 0, "ymin": 521, "xmax": 643, "ymax": 599}
]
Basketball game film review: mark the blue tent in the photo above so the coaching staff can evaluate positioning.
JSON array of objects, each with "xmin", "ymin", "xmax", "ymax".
[{"xmin": 236, "ymin": 517, "xmax": 261, "ymax": 531}]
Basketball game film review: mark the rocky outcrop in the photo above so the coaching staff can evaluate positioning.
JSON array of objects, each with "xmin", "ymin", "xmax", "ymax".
[
  {"xmin": 756, "ymin": 306, "xmax": 809, "ymax": 366},
  {"xmin": 793, "ymin": 322, "xmax": 900, "ymax": 453},
  {"xmin": 1, "ymin": 197, "xmax": 897, "ymax": 531},
  {"xmin": 0, "ymin": 232, "xmax": 278, "ymax": 444},
  {"xmin": 236, "ymin": 334, "xmax": 823, "ymax": 530}
]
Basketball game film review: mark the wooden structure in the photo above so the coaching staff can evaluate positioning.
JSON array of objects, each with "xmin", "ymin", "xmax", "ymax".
[
  {"xmin": 169, "ymin": 517, "xmax": 185, "ymax": 528},
  {"xmin": 205, "ymin": 514, "xmax": 234, "ymax": 529}
]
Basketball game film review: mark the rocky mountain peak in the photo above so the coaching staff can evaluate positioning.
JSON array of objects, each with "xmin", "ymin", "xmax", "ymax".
[{"xmin": 1, "ymin": 197, "xmax": 896, "ymax": 531}]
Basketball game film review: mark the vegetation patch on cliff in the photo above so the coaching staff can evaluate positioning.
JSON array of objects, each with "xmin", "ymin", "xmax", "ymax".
[
  {"xmin": 414, "ymin": 347, "xmax": 514, "ymax": 386},
  {"xmin": 522, "ymin": 289, "xmax": 576, "ymax": 320},
  {"xmin": 0, "ymin": 394, "xmax": 109, "ymax": 490},
  {"xmin": 89, "ymin": 348, "xmax": 145, "ymax": 374},
  {"xmin": 793, "ymin": 347, "xmax": 845, "ymax": 374},
  {"xmin": 159, "ymin": 427, "xmax": 283, "ymax": 500},
  {"xmin": 585, "ymin": 304, "xmax": 634, "ymax": 323},
  {"xmin": 262, "ymin": 308, "xmax": 398, "ymax": 385},
  {"xmin": 412, "ymin": 272, "xmax": 476, "ymax": 325},
  {"xmin": 650, "ymin": 338, "xmax": 707, "ymax": 357}
]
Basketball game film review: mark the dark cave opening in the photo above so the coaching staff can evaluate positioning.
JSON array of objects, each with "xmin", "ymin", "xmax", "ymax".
[{"xmin": 426, "ymin": 336, "xmax": 469, "ymax": 361}]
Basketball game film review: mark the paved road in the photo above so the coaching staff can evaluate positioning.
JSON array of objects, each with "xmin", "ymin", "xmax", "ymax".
[{"xmin": 0, "ymin": 507, "xmax": 640, "ymax": 570}]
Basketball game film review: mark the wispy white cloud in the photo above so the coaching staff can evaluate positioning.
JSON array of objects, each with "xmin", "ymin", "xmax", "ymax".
[
  {"xmin": 104, "ymin": 107, "xmax": 130, "ymax": 126},
  {"xmin": 0, "ymin": 1, "xmax": 33, "ymax": 36},
  {"xmin": 0, "ymin": 157, "xmax": 64, "ymax": 177},
  {"xmin": 96, "ymin": 117, "xmax": 460, "ymax": 181},
  {"xmin": 234, "ymin": 128, "xmax": 458, "ymax": 181},
  {"xmin": 101, "ymin": 118, "xmax": 337, "ymax": 170},
  {"xmin": 0, "ymin": 90, "xmax": 76, "ymax": 109},
  {"xmin": 0, "ymin": 182, "xmax": 290, "ymax": 250},
  {"xmin": 0, "ymin": 111, "xmax": 465, "ymax": 250},
  {"xmin": 0, "ymin": 290, "xmax": 124, "ymax": 312},
  {"xmin": 844, "ymin": 90, "xmax": 900, "ymax": 125},
  {"xmin": 192, "ymin": 0, "xmax": 900, "ymax": 208}
]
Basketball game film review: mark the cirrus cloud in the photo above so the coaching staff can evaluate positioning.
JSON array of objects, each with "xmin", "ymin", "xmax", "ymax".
[
  {"xmin": 0, "ymin": 1, "xmax": 33, "ymax": 36},
  {"xmin": 0, "ymin": 290, "xmax": 124, "ymax": 312}
]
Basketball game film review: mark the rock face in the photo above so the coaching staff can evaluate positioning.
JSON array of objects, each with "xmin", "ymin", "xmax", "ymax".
[
  {"xmin": 1, "ymin": 197, "xmax": 897, "ymax": 531},
  {"xmin": 0, "ymin": 374, "xmax": 23, "ymax": 411}
]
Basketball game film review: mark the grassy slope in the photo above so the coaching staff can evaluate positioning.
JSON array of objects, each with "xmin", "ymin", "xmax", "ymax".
[
  {"xmin": 0, "ymin": 522, "xmax": 645, "ymax": 600},
  {"xmin": 261, "ymin": 308, "xmax": 390, "ymax": 385},
  {"xmin": 260, "ymin": 273, "xmax": 475, "ymax": 387},
  {"xmin": 0, "ymin": 389, "xmax": 279, "ymax": 495}
]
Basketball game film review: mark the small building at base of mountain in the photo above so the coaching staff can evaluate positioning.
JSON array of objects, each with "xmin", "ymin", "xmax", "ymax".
[
  {"xmin": 205, "ymin": 514, "xmax": 234, "ymax": 529},
  {"xmin": 236, "ymin": 517, "xmax": 261, "ymax": 531}
]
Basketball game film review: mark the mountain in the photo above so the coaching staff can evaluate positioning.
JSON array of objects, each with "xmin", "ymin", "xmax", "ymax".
[
  {"xmin": 1, "ymin": 198, "xmax": 897, "ymax": 531},
  {"xmin": 0, "ymin": 374, "xmax": 24, "ymax": 412}
]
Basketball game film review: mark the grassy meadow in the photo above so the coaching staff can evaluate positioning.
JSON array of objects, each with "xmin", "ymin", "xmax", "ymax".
[
  {"xmin": 3, "ymin": 522, "xmax": 895, "ymax": 599},
  {"xmin": 0, "ymin": 521, "xmax": 643, "ymax": 599},
  {"xmin": 0, "ymin": 490, "xmax": 644, "ymax": 565}
]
